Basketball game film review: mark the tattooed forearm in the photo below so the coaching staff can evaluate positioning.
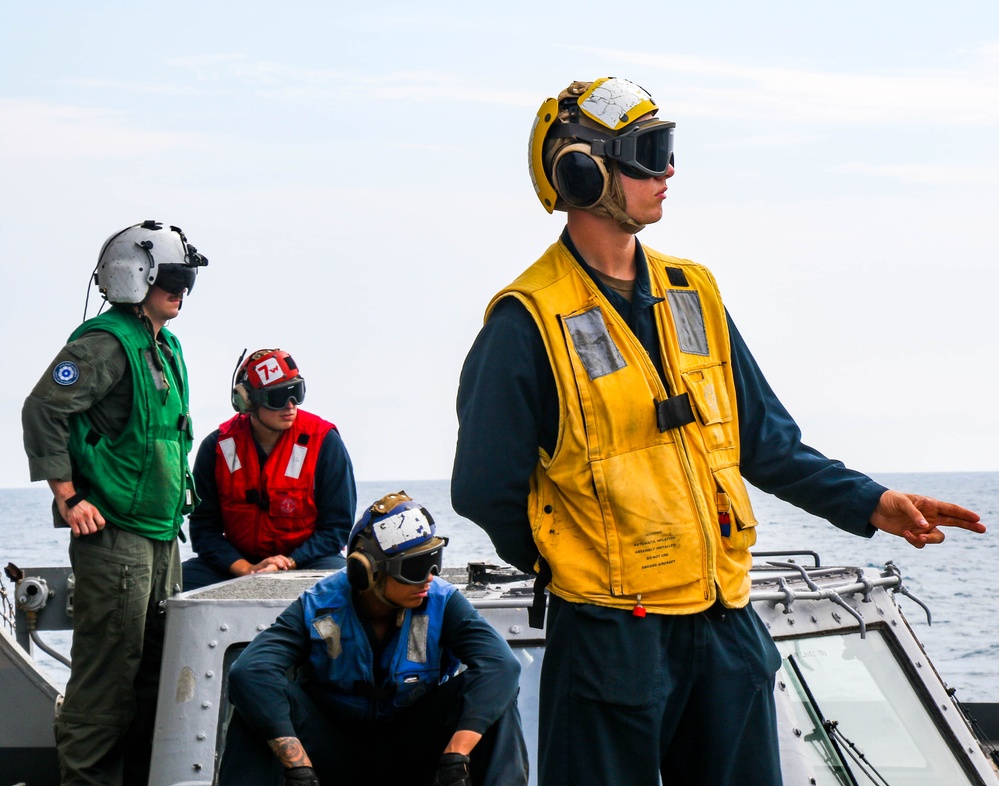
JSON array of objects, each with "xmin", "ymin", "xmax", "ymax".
[{"xmin": 267, "ymin": 736, "xmax": 313, "ymax": 767}]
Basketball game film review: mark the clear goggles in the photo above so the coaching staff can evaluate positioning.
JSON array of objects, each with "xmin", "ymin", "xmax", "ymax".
[
  {"xmin": 248, "ymin": 378, "xmax": 306, "ymax": 410},
  {"xmin": 382, "ymin": 539, "xmax": 448, "ymax": 585},
  {"xmin": 558, "ymin": 119, "xmax": 675, "ymax": 179},
  {"xmin": 155, "ymin": 264, "xmax": 199, "ymax": 296}
]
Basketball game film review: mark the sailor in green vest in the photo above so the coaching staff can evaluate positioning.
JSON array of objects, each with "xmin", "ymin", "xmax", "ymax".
[{"xmin": 22, "ymin": 220, "xmax": 208, "ymax": 786}]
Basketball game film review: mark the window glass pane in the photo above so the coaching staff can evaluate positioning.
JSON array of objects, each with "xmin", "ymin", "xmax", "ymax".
[{"xmin": 777, "ymin": 632, "xmax": 974, "ymax": 785}]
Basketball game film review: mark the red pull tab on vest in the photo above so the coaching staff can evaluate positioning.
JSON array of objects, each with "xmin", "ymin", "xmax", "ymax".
[{"xmin": 632, "ymin": 595, "xmax": 646, "ymax": 618}]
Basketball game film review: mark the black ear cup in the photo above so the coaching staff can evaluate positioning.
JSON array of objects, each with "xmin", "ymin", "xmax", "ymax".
[
  {"xmin": 553, "ymin": 145, "xmax": 610, "ymax": 208},
  {"xmin": 346, "ymin": 551, "xmax": 376, "ymax": 590}
]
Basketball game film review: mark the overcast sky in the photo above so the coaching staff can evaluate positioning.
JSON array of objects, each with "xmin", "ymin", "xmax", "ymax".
[{"xmin": 3, "ymin": 2, "xmax": 998, "ymax": 486}]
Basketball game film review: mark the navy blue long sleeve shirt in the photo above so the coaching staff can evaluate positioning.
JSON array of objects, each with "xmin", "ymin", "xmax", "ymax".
[
  {"xmin": 188, "ymin": 423, "xmax": 356, "ymax": 571},
  {"xmin": 228, "ymin": 588, "xmax": 522, "ymax": 740},
  {"xmin": 452, "ymin": 230, "xmax": 886, "ymax": 574}
]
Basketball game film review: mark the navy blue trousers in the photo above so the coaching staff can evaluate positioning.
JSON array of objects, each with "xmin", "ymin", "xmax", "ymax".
[
  {"xmin": 539, "ymin": 597, "xmax": 783, "ymax": 786},
  {"xmin": 219, "ymin": 671, "xmax": 529, "ymax": 786}
]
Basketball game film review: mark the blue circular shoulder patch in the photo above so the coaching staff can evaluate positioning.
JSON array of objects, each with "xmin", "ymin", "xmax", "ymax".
[{"xmin": 53, "ymin": 361, "xmax": 80, "ymax": 386}]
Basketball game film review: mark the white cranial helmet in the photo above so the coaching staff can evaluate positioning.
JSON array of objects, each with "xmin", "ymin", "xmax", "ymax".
[{"xmin": 95, "ymin": 220, "xmax": 208, "ymax": 304}]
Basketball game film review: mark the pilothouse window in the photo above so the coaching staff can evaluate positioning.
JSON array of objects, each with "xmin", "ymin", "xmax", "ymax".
[{"xmin": 776, "ymin": 631, "xmax": 976, "ymax": 785}]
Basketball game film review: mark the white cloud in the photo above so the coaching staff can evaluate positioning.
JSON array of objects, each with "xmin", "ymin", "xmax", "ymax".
[
  {"xmin": 829, "ymin": 161, "xmax": 999, "ymax": 185},
  {"xmin": 586, "ymin": 47, "xmax": 999, "ymax": 126},
  {"xmin": 0, "ymin": 99, "xmax": 214, "ymax": 160}
]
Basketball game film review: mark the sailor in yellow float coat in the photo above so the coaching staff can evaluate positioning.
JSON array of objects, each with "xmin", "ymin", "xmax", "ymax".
[
  {"xmin": 491, "ymin": 240, "xmax": 757, "ymax": 613},
  {"xmin": 452, "ymin": 77, "xmax": 984, "ymax": 786}
]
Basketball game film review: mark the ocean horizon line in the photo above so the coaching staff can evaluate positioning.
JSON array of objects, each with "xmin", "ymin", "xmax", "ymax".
[{"xmin": 3, "ymin": 468, "xmax": 998, "ymax": 493}]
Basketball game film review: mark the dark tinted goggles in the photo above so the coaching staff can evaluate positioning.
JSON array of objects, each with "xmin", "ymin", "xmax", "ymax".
[
  {"xmin": 602, "ymin": 120, "xmax": 675, "ymax": 179},
  {"xmin": 383, "ymin": 539, "xmax": 448, "ymax": 585},
  {"xmin": 155, "ymin": 264, "xmax": 199, "ymax": 296},
  {"xmin": 249, "ymin": 378, "xmax": 306, "ymax": 410}
]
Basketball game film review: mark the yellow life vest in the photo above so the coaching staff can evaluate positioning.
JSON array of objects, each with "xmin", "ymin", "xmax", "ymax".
[{"xmin": 488, "ymin": 239, "xmax": 758, "ymax": 613}]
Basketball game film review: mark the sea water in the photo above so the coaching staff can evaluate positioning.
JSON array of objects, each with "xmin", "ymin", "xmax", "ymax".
[{"xmin": 2, "ymin": 473, "xmax": 996, "ymax": 701}]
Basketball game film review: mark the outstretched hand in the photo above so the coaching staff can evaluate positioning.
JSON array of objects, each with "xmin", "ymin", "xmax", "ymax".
[{"xmin": 870, "ymin": 490, "xmax": 985, "ymax": 548}]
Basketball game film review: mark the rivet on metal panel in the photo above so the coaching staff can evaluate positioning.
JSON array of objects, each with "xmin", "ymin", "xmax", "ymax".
[
  {"xmin": 209, "ymin": 640, "xmax": 218, "ymax": 648},
  {"xmin": 220, "ymin": 623, "xmax": 229, "ymax": 631},
  {"xmin": 197, "ymin": 732, "xmax": 206, "ymax": 740},
  {"xmin": 509, "ymin": 625, "xmax": 521, "ymax": 634},
  {"xmin": 206, "ymin": 670, "xmax": 214, "ymax": 678},
  {"xmin": 202, "ymin": 701, "xmax": 213, "ymax": 709}
]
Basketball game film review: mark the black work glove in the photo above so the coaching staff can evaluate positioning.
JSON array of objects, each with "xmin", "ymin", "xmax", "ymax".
[
  {"xmin": 433, "ymin": 752, "xmax": 472, "ymax": 786},
  {"xmin": 284, "ymin": 765, "xmax": 320, "ymax": 786}
]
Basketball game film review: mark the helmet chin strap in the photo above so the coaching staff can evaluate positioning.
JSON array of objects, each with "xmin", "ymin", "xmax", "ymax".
[
  {"xmin": 369, "ymin": 576, "xmax": 407, "ymax": 624},
  {"xmin": 585, "ymin": 165, "xmax": 645, "ymax": 234},
  {"xmin": 249, "ymin": 410, "xmax": 287, "ymax": 434}
]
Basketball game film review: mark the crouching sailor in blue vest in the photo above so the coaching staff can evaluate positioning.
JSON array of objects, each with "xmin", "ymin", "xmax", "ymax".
[{"xmin": 221, "ymin": 492, "xmax": 530, "ymax": 786}]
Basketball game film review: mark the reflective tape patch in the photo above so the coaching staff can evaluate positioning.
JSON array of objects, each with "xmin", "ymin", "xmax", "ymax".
[
  {"xmin": 285, "ymin": 444, "xmax": 307, "ymax": 479},
  {"xmin": 563, "ymin": 307, "xmax": 626, "ymax": 380},
  {"xmin": 374, "ymin": 508, "xmax": 434, "ymax": 554},
  {"xmin": 53, "ymin": 361, "xmax": 80, "ymax": 386},
  {"xmin": 254, "ymin": 356, "xmax": 286, "ymax": 385},
  {"xmin": 666, "ymin": 291, "xmax": 709, "ymax": 356},
  {"xmin": 407, "ymin": 614, "xmax": 429, "ymax": 663},
  {"xmin": 312, "ymin": 615, "xmax": 342, "ymax": 659},
  {"xmin": 579, "ymin": 77, "xmax": 654, "ymax": 130},
  {"xmin": 142, "ymin": 349, "xmax": 168, "ymax": 391},
  {"xmin": 219, "ymin": 437, "xmax": 242, "ymax": 474}
]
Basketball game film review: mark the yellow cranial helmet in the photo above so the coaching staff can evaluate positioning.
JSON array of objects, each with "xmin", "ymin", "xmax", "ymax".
[{"xmin": 527, "ymin": 77, "xmax": 675, "ymax": 231}]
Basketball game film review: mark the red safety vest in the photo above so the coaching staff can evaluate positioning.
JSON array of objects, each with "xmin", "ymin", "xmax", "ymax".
[{"xmin": 214, "ymin": 410, "xmax": 335, "ymax": 562}]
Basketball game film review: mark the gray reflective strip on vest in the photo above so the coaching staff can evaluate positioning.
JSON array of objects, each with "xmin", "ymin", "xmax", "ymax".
[
  {"xmin": 407, "ymin": 614, "xmax": 429, "ymax": 663},
  {"xmin": 312, "ymin": 614, "xmax": 342, "ymax": 659},
  {"xmin": 666, "ymin": 290, "xmax": 709, "ymax": 356},
  {"xmin": 219, "ymin": 437, "xmax": 242, "ymax": 474},
  {"xmin": 563, "ymin": 306, "xmax": 627, "ymax": 380},
  {"xmin": 285, "ymin": 443, "xmax": 307, "ymax": 479},
  {"xmin": 142, "ymin": 349, "xmax": 169, "ymax": 391}
]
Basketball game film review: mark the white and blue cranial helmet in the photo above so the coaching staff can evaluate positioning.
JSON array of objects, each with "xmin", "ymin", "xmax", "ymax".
[{"xmin": 347, "ymin": 492, "xmax": 448, "ymax": 588}]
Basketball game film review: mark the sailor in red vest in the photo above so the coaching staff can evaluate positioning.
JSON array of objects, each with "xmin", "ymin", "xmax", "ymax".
[{"xmin": 182, "ymin": 348, "xmax": 356, "ymax": 590}]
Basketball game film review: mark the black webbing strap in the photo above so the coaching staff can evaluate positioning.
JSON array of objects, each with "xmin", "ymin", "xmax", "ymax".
[
  {"xmin": 656, "ymin": 393, "xmax": 696, "ymax": 432},
  {"xmin": 529, "ymin": 557, "xmax": 552, "ymax": 630}
]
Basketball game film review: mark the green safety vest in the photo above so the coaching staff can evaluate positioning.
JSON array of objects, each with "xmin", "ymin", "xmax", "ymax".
[{"xmin": 68, "ymin": 308, "xmax": 196, "ymax": 540}]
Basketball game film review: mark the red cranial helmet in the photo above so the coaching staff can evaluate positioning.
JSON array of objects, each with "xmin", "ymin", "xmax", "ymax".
[{"xmin": 231, "ymin": 348, "xmax": 306, "ymax": 413}]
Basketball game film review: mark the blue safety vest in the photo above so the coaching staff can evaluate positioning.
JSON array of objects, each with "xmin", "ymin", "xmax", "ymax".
[{"xmin": 300, "ymin": 571, "xmax": 460, "ymax": 721}]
